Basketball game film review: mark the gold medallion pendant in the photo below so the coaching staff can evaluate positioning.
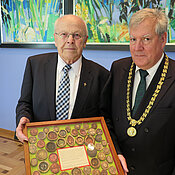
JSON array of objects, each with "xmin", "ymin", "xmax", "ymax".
[{"xmin": 127, "ymin": 127, "xmax": 137, "ymax": 137}]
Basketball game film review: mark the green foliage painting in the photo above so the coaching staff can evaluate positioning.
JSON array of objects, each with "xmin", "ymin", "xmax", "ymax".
[
  {"xmin": 1, "ymin": 0, "xmax": 63, "ymax": 43},
  {"xmin": 74, "ymin": 0, "xmax": 175, "ymax": 44}
]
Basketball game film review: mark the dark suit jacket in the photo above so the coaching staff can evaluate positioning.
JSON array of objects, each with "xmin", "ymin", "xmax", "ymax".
[
  {"xmin": 16, "ymin": 52, "xmax": 109, "ymax": 125},
  {"xmin": 105, "ymin": 55, "xmax": 175, "ymax": 175}
]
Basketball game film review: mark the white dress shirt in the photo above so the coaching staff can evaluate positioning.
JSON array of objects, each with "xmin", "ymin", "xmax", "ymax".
[
  {"xmin": 56, "ymin": 55, "xmax": 82, "ymax": 119},
  {"xmin": 132, "ymin": 54, "xmax": 164, "ymax": 109}
]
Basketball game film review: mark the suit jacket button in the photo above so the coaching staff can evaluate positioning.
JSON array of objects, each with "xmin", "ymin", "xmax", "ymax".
[
  {"xmin": 131, "ymin": 148, "xmax": 135, "ymax": 152},
  {"xmin": 144, "ymin": 128, "xmax": 149, "ymax": 133},
  {"xmin": 130, "ymin": 165, "xmax": 135, "ymax": 171}
]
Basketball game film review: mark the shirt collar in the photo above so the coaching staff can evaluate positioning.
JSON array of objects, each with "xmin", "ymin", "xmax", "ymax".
[
  {"xmin": 57, "ymin": 54, "xmax": 82, "ymax": 76},
  {"xmin": 135, "ymin": 53, "xmax": 164, "ymax": 75}
]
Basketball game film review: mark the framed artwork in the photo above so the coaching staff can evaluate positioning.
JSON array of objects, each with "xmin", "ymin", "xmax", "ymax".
[
  {"xmin": 0, "ymin": 0, "xmax": 63, "ymax": 47},
  {"xmin": 1, "ymin": 0, "xmax": 175, "ymax": 50},
  {"xmin": 73, "ymin": 0, "xmax": 175, "ymax": 50},
  {"xmin": 23, "ymin": 117, "xmax": 124, "ymax": 175}
]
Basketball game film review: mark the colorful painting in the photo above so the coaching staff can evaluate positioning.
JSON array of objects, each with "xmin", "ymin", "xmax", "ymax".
[
  {"xmin": 74, "ymin": 0, "xmax": 175, "ymax": 44},
  {"xmin": 1, "ymin": 0, "xmax": 63, "ymax": 43}
]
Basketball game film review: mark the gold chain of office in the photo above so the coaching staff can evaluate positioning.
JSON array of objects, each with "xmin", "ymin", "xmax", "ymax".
[{"xmin": 126, "ymin": 55, "xmax": 169, "ymax": 137}]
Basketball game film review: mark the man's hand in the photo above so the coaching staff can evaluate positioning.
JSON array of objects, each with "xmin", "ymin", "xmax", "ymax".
[
  {"xmin": 118, "ymin": 154, "xmax": 129, "ymax": 175},
  {"xmin": 16, "ymin": 117, "xmax": 30, "ymax": 143}
]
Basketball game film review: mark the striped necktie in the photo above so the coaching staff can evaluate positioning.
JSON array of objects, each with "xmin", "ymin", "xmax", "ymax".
[{"xmin": 56, "ymin": 64, "xmax": 71, "ymax": 120}]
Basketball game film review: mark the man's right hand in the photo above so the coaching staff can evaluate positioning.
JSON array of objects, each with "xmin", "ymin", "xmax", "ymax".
[
  {"xmin": 16, "ymin": 117, "xmax": 30, "ymax": 143},
  {"xmin": 118, "ymin": 154, "xmax": 129, "ymax": 175}
]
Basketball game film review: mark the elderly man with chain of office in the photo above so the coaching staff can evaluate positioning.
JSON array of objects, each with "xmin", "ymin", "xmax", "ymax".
[
  {"xmin": 103, "ymin": 8, "xmax": 175, "ymax": 175},
  {"xmin": 16, "ymin": 15, "xmax": 109, "ymax": 143}
]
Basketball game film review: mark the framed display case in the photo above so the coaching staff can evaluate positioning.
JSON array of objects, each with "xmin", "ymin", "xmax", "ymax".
[{"xmin": 23, "ymin": 117, "xmax": 124, "ymax": 175}]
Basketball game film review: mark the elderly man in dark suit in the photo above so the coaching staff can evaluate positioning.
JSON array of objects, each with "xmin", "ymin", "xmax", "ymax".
[
  {"xmin": 16, "ymin": 15, "xmax": 109, "ymax": 142},
  {"xmin": 103, "ymin": 8, "xmax": 175, "ymax": 175}
]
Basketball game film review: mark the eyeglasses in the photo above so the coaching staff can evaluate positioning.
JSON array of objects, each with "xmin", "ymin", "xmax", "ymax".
[{"xmin": 55, "ymin": 32, "xmax": 84, "ymax": 40}]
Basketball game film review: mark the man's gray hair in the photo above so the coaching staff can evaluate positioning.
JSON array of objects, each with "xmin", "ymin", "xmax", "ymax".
[{"xmin": 129, "ymin": 8, "xmax": 168, "ymax": 36}]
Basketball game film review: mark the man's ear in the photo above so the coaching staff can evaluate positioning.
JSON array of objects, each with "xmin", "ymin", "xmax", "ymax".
[
  {"xmin": 54, "ymin": 33, "xmax": 57, "ymax": 47},
  {"xmin": 83, "ymin": 36, "xmax": 88, "ymax": 48},
  {"xmin": 161, "ymin": 32, "xmax": 167, "ymax": 49}
]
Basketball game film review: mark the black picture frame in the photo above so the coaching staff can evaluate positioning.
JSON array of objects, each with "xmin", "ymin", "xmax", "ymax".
[{"xmin": 0, "ymin": 0, "xmax": 175, "ymax": 51}]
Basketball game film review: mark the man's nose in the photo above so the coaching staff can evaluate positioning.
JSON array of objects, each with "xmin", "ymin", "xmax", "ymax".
[
  {"xmin": 67, "ymin": 34, "xmax": 74, "ymax": 44},
  {"xmin": 135, "ymin": 40, "xmax": 144, "ymax": 50}
]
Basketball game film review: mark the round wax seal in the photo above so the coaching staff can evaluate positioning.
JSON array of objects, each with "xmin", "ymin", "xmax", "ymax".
[
  {"xmin": 30, "ymin": 158, "xmax": 38, "ymax": 167},
  {"xmin": 106, "ymin": 156, "xmax": 113, "ymax": 163},
  {"xmin": 74, "ymin": 124, "xmax": 81, "ymax": 130},
  {"xmin": 83, "ymin": 166, "xmax": 91, "ymax": 175},
  {"xmin": 87, "ymin": 143, "xmax": 97, "ymax": 157},
  {"xmin": 36, "ymin": 149, "xmax": 48, "ymax": 160},
  {"xmin": 100, "ymin": 169, "xmax": 108, "ymax": 175},
  {"xmin": 67, "ymin": 135, "xmax": 75, "ymax": 146},
  {"xmin": 97, "ymin": 152, "xmax": 106, "ymax": 161},
  {"xmin": 76, "ymin": 136, "xmax": 84, "ymax": 145},
  {"xmin": 57, "ymin": 138, "xmax": 66, "ymax": 148},
  {"xmin": 103, "ymin": 147, "xmax": 110, "ymax": 155},
  {"xmin": 95, "ymin": 143, "xmax": 103, "ymax": 151},
  {"xmin": 101, "ymin": 140, "xmax": 107, "ymax": 147},
  {"xmin": 43, "ymin": 127, "xmax": 49, "ymax": 134},
  {"xmin": 85, "ymin": 135, "xmax": 95, "ymax": 145},
  {"xmin": 37, "ymin": 140, "xmax": 45, "ymax": 148},
  {"xmin": 109, "ymin": 166, "xmax": 117, "ymax": 175},
  {"xmin": 30, "ymin": 128, "xmax": 38, "ymax": 136},
  {"xmin": 79, "ymin": 129, "xmax": 87, "ymax": 137},
  {"xmin": 46, "ymin": 142, "xmax": 57, "ymax": 152},
  {"xmin": 88, "ymin": 128, "xmax": 96, "ymax": 136},
  {"xmin": 47, "ymin": 131, "xmax": 58, "ymax": 141},
  {"xmin": 92, "ymin": 169, "xmax": 100, "ymax": 175},
  {"xmin": 58, "ymin": 129, "xmax": 67, "ymax": 138},
  {"xmin": 96, "ymin": 128, "xmax": 103, "ymax": 135},
  {"xmin": 53, "ymin": 126, "xmax": 59, "ymax": 132},
  {"xmin": 38, "ymin": 161, "xmax": 49, "ymax": 173},
  {"xmin": 101, "ymin": 161, "xmax": 109, "ymax": 170},
  {"xmin": 83, "ymin": 123, "xmax": 89, "ymax": 130},
  {"xmin": 71, "ymin": 129, "xmax": 79, "ymax": 137},
  {"xmin": 71, "ymin": 167, "xmax": 82, "ymax": 175},
  {"xmin": 95, "ymin": 134, "xmax": 102, "ymax": 142},
  {"xmin": 87, "ymin": 148, "xmax": 97, "ymax": 157},
  {"xmin": 50, "ymin": 162, "xmax": 60, "ymax": 174},
  {"xmin": 29, "ymin": 144, "xmax": 37, "ymax": 154},
  {"xmin": 38, "ymin": 131, "xmax": 46, "ymax": 140},
  {"xmin": 28, "ymin": 136, "xmax": 37, "ymax": 144},
  {"xmin": 65, "ymin": 125, "xmax": 71, "ymax": 133},
  {"xmin": 49, "ymin": 153, "xmax": 58, "ymax": 163},
  {"xmin": 32, "ymin": 171, "xmax": 40, "ymax": 175},
  {"xmin": 91, "ymin": 123, "xmax": 97, "ymax": 129},
  {"xmin": 90, "ymin": 158, "xmax": 100, "ymax": 169}
]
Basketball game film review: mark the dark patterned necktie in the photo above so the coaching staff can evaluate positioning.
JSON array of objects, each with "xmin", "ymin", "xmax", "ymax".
[
  {"xmin": 56, "ymin": 64, "xmax": 71, "ymax": 120},
  {"xmin": 132, "ymin": 69, "xmax": 148, "ymax": 116}
]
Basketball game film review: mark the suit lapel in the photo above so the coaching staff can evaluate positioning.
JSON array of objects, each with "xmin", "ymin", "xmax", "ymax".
[
  {"xmin": 44, "ymin": 53, "xmax": 58, "ymax": 120},
  {"xmin": 71, "ymin": 57, "xmax": 93, "ymax": 117},
  {"xmin": 120, "ymin": 59, "xmax": 134, "ymax": 125},
  {"xmin": 150, "ymin": 58, "xmax": 175, "ymax": 113},
  {"xmin": 133, "ymin": 58, "xmax": 165, "ymax": 119},
  {"xmin": 135, "ymin": 56, "xmax": 175, "ymax": 128}
]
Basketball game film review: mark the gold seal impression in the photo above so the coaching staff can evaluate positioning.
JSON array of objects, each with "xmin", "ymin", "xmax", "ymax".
[
  {"xmin": 76, "ymin": 136, "xmax": 84, "ymax": 145},
  {"xmin": 127, "ymin": 127, "xmax": 137, "ymax": 137},
  {"xmin": 71, "ymin": 167, "xmax": 82, "ymax": 175},
  {"xmin": 83, "ymin": 166, "xmax": 91, "ymax": 175},
  {"xmin": 36, "ymin": 149, "xmax": 48, "ymax": 160},
  {"xmin": 109, "ymin": 166, "xmax": 117, "ymax": 175},
  {"xmin": 38, "ymin": 161, "xmax": 49, "ymax": 173}
]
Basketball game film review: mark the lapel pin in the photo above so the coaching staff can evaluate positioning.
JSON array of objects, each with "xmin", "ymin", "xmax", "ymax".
[{"xmin": 84, "ymin": 83, "xmax": 87, "ymax": 87}]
